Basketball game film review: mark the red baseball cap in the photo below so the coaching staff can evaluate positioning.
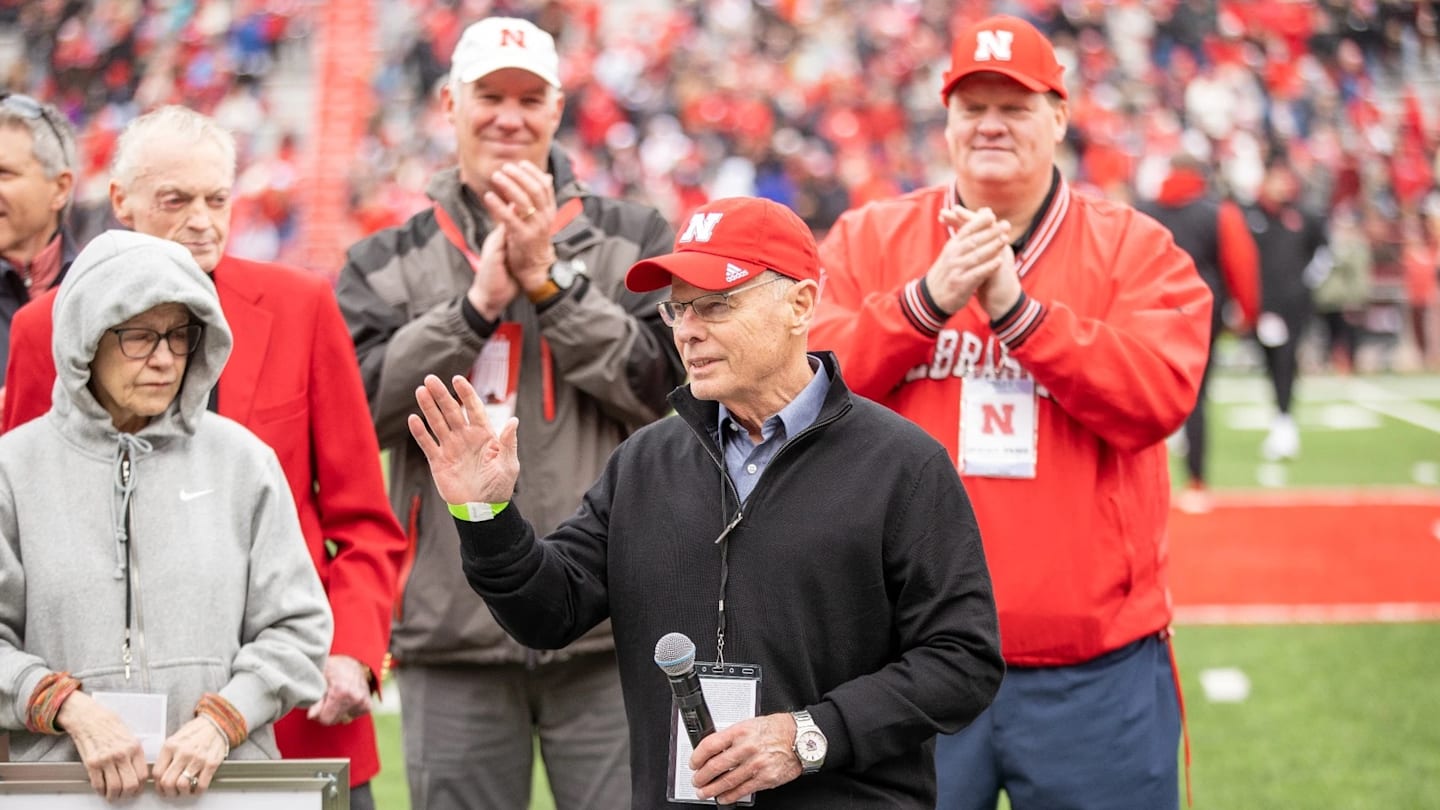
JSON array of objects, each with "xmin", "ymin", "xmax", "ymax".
[
  {"xmin": 940, "ymin": 15, "xmax": 1067, "ymax": 102},
  {"xmin": 626, "ymin": 197, "xmax": 820, "ymax": 292}
]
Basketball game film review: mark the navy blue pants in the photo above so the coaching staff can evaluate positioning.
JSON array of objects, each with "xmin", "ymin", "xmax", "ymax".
[{"xmin": 935, "ymin": 634, "xmax": 1181, "ymax": 810}]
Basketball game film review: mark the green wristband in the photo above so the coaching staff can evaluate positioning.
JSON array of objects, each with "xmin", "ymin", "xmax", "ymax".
[{"xmin": 448, "ymin": 501, "xmax": 510, "ymax": 522}]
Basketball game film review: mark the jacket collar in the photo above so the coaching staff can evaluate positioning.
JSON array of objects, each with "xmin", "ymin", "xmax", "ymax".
[
  {"xmin": 208, "ymin": 256, "xmax": 271, "ymax": 424},
  {"xmin": 669, "ymin": 351, "xmax": 853, "ymax": 449}
]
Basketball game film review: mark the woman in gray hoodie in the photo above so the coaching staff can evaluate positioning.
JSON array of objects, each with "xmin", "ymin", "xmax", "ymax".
[{"xmin": 0, "ymin": 230, "xmax": 332, "ymax": 801}]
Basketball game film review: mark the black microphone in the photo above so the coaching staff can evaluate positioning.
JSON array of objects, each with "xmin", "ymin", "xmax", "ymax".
[
  {"xmin": 655, "ymin": 632, "xmax": 735, "ymax": 808},
  {"xmin": 655, "ymin": 632, "xmax": 716, "ymax": 746}
]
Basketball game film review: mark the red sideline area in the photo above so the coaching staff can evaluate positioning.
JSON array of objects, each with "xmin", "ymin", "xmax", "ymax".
[{"xmin": 1167, "ymin": 490, "xmax": 1440, "ymax": 624}]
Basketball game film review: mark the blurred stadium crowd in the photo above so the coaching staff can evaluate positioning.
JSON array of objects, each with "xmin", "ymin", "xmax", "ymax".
[{"xmin": 2, "ymin": 0, "xmax": 1439, "ymax": 369}]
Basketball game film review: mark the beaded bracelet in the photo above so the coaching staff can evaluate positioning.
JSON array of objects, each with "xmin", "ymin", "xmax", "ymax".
[
  {"xmin": 195, "ymin": 692, "xmax": 247, "ymax": 750},
  {"xmin": 25, "ymin": 672, "xmax": 82, "ymax": 735}
]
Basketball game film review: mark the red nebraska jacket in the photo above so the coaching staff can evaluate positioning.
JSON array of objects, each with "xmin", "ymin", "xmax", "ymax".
[
  {"xmin": 810, "ymin": 176, "xmax": 1213, "ymax": 666},
  {"xmin": 3, "ymin": 254, "xmax": 404, "ymax": 785}
]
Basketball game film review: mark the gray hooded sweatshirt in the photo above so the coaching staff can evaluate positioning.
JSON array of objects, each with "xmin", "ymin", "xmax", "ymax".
[{"xmin": 0, "ymin": 230, "xmax": 331, "ymax": 760}]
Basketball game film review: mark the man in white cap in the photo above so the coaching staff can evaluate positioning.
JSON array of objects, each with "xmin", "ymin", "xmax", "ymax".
[
  {"xmin": 810, "ymin": 14, "xmax": 1213, "ymax": 810},
  {"xmin": 337, "ymin": 16, "xmax": 684, "ymax": 810}
]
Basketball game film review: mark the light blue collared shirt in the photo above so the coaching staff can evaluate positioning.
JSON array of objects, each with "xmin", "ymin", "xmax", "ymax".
[{"xmin": 716, "ymin": 357, "xmax": 830, "ymax": 503}]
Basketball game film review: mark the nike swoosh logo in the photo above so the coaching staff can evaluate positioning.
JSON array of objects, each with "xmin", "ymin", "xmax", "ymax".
[{"xmin": 179, "ymin": 489, "xmax": 214, "ymax": 502}]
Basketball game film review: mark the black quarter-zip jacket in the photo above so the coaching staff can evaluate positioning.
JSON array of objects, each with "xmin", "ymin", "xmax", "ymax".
[{"xmin": 457, "ymin": 352, "xmax": 1003, "ymax": 808}]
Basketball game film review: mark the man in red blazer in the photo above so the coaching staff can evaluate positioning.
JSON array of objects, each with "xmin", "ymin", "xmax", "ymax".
[{"xmin": 2, "ymin": 106, "xmax": 404, "ymax": 810}]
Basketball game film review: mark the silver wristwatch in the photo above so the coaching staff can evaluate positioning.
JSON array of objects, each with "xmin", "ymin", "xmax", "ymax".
[
  {"xmin": 791, "ymin": 710, "xmax": 827, "ymax": 774},
  {"xmin": 550, "ymin": 257, "xmax": 584, "ymax": 290}
]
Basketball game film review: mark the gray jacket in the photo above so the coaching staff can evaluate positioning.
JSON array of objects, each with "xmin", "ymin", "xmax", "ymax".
[
  {"xmin": 338, "ymin": 149, "xmax": 684, "ymax": 666},
  {"xmin": 0, "ymin": 231, "xmax": 332, "ymax": 760}
]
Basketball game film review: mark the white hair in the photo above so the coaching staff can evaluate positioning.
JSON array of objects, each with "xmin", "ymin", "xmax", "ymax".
[{"xmin": 111, "ymin": 106, "xmax": 237, "ymax": 188}]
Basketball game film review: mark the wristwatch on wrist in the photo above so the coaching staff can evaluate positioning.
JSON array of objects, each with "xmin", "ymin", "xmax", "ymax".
[
  {"xmin": 526, "ymin": 258, "xmax": 584, "ymax": 304},
  {"xmin": 791, "ymin": 710, "xmax": 827, "ymax": 774}
]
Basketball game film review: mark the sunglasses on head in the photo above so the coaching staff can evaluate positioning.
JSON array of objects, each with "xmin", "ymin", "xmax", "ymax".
[{"xmin": 0, "ymin": 92, "xmax": 66, "ymax": 150}]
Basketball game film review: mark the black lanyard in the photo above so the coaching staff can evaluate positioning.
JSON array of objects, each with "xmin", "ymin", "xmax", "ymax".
[{"xmin": 712, "ymin": 509, "xmax": 743, "ymax": 666}]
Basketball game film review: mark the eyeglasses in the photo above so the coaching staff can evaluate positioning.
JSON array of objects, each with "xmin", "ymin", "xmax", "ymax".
[
  {"xmin": 658, "ymin": 276, "xmax": 785, "ymax": 327},
  {"xmin": 108, "ymin": 324, "xmax": 205, "ymax": 360},
  {"xmin": 0, "ymin": 92, "xmax": 66, "ymax": 151}
]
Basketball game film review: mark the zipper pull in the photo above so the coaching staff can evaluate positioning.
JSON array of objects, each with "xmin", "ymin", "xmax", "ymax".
[{"xmin": 122, "ymin": 633, "xmax": 132, "ymax": 682}]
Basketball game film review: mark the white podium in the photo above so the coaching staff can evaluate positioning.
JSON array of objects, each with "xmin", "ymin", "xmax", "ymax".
[{"xmin": 0, "ymin": 759, "xmax": 349, "ymax": 808}]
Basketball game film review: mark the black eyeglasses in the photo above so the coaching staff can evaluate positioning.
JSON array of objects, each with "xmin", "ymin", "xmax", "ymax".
[
  {"xmin": 108, "ymin": 324, "xmax": 205, "ymax": 360},
  {"xmin": 658, "ymin": 276, "xmax": 786, "ymax": 327},
  {"xmin": 0, "ymin": 92, "xmax": 66, "ymax": 150}
]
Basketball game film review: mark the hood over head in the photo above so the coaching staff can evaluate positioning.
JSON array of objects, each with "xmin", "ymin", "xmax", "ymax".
[{"xmin": 50, "ymin": 229, "xmax": 232, "ymax": 440}]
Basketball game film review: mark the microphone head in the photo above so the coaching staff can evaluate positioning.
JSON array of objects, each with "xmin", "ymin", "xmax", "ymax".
[{"xmin": 654, "ymin": 632, "xmax": 697, "ymax": 676}]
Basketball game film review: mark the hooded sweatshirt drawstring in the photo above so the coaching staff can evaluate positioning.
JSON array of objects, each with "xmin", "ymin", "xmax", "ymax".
[{"xmin": 110, "ymin": 433, "xmax": 153, "ymax": 578}]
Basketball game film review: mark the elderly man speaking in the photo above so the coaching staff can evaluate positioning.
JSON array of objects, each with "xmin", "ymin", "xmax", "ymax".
[{"xmin": 407, "ymin": 195, "xmax": 1003, "ymax": 809}]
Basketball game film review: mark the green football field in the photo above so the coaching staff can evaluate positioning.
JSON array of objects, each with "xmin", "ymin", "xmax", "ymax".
[{"xmin": 369, "ymin": 372, "xmax": 1440, "ymax": 810}]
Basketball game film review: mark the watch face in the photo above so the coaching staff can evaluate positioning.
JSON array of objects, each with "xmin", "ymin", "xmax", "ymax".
[
  {"xmin": 796, "ymin": 729, "xmax": 827, "ymax": 763},
  {"xmin": 551, "ymin": 258, "xmax": 584, "ymax": 289}
]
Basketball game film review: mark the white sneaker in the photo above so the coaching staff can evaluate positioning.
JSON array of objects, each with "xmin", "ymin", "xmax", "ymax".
[
  {"xmin": 1261, "ymin": 414, "xmax": 1300, "ymax": 461},
  {"xmin": 1175, "ymin": 485, "xmax": 1213, "ymax": 515}
]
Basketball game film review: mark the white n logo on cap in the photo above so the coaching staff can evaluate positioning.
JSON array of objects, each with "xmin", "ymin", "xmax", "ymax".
[
  {"xmin": 679, "ymin": 213, "xmax": 724, "ymax": 244},
  {"xmin": 499, "ymin": 29, "xmax": 527, "ymax": 48},
  {"xmin": 973, "ymin": 30, "xmax": 1014, "ymax": 62}
]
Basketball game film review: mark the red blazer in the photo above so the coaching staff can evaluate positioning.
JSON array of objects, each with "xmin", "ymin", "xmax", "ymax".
[{"xmin": 3, "ymin": 255, "xmax": 404, "ymax": 785}]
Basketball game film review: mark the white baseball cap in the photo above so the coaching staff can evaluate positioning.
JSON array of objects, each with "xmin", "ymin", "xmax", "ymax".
[{"xmin": 450, "ymin": 17, "xmax": 560, "ymax": 88}]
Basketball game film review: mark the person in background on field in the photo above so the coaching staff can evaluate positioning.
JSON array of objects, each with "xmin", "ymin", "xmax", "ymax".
[
  {"xmin": 809, "ymin": 15, "xmax": 1212, "ymax": 810},
  {"xmin": 1313, "ymin": 206, "xmax": 1373, "ymax": 374},
  {"xmin": 336, "ymin": 16, "xmax": 685, "ymax": 810},
  {"xmin": 1400, "ymin": 211, "xmax": 1438, "ymax": 370},
  {"xmin": 1243, "ymin": 158, "xmax": 1329, "ymax": 461},
  {"xmin": 1, "ymin": 107, "xmax": 405, "ymax": 810},
  {"xmin": 407, "ymin": 195, "xmax": 1003, "ymax": 808},
  {"xmin": 1140, "ymin": 153, "xmax": 1260, "ymax": 513},
  {"xmin": 0, "ymin": 93, "xmax": 78, "ymax": 415},
  {"xmin": 0, "ymin": 230, "xmax": 331, "ymax": 802}
]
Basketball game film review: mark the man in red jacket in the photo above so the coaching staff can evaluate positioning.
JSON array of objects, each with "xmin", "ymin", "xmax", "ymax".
[
  {"xmin": 808, "ymin": 15, "xmax": 1212, "ymax": 810},
  {"xmin": 1141, "ymin": 154, "xmax": 1261, "ymax": 512},
  {"xmin": 3, "ymin": 106, "xmax": 404, "ymax": 810}
]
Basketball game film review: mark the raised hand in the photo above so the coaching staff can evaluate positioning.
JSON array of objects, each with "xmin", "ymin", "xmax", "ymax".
[
  {"xmin": 408, "ymin": 374, "xmax": 520, "ymax": 505},
  {"xmin": 482, "ymin": 161, "xmax": 558, "ymax": 294},
  {"xmin": 465, "ymin": 223, "xmax": 520, "ymax": 321},
  {"xmin": 927, "ymin": 205, "xmax": 1014, "ymax": 314}
]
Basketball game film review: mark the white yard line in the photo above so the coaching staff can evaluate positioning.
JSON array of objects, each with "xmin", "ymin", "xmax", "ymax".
[
  {"xmin": 1345, "ymin": 378, "xmax": 1440, "ymax": 435},
  {"xmin": 1210, "ymin": 374, "xmax": 1440, "ymax": 404},
  {"xmin": 1175, "ymin": 603, "xmax": 1440, "ymax": 625},
  {"xmin": 1199, "ymin": 488, "xmax": 1440, "ymax": 507}
]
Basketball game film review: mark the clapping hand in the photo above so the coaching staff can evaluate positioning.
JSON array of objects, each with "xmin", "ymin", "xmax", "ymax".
[
  {"xmin": 408, "ymin": 374, "xmax": 520, "ymax": 506},
  {"xmin": 928, "ymin": 205, "xmax": 1014, "ymax": 314}
]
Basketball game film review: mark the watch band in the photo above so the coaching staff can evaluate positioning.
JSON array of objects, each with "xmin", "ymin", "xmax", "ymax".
[
  {"xmin": 526, "ymin": 279, "xmax": 562, "ymax": 304},
  {"xmin": 792, "ymin": 709, "xmax": 827, "ymax": 774}
]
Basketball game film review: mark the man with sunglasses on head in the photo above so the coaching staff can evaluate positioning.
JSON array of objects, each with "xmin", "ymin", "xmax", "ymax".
[
  {"xmin": 336, "ymin": 16, "xmax": 683, "ymax": 810},
  {"xmin": 406, "ymin": 195, "xmax": 1003, "ymax": 808},
  {"xmin": 0, "ymin": 93, "xmax": 77, "ymax": 396},
  {"xmin": 1, "ymin": 106, "xmax": 406, "ymax": 810}
]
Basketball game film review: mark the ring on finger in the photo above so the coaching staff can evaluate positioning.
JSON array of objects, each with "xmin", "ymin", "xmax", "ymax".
[
  {"xmin": 520, "ymin": 206, "xmax": 537, "ymax": 220},
  {"xmin": 182, "ymin": 771, "xmax": 199, "ymax": 790}
]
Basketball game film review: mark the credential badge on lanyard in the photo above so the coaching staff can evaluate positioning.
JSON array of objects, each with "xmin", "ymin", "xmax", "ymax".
[{"xmin": 959, "ymin": 374, "xmax": 1038, "ymax": 479}]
